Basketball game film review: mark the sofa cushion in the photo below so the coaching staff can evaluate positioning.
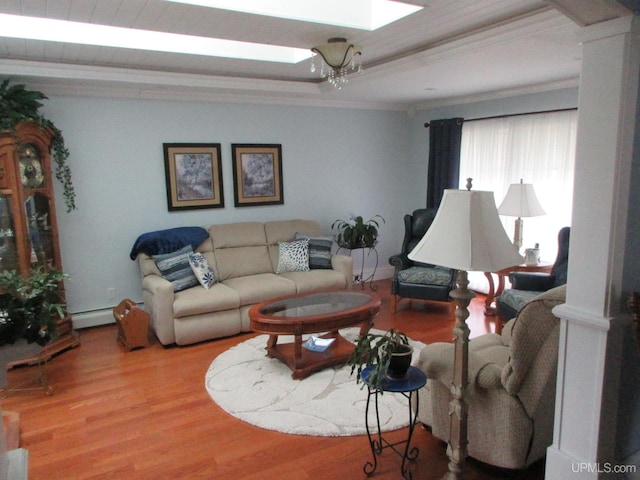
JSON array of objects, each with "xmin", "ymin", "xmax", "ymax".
[
  {"xmin": 173, "ymin": 282, "xmax": 240, "ymax": 318},
  {"xmin": 498, "ymin": 289, "xmax": 540, "ymax": 313},
  {"xmin": 210, "ymin": 222, "xmax": 272, "ymax": 280},
  {"xmin": 188, "ymin": 252, "xmax": 217, "ymax": 289},
  {"xmin": 279, "ymin": 269, "xmax": 348, "ymax": 293},
  {"xmin": 276, "ymin": 240, "xmax": 310, "ymax": 274},
  {"xmin": 398, "ymin": 266, "xmax": 453, "ymax": 286},
  {"xmin": 153, "ymin": 245, "xmax": 199, "ymax": 292},
  {"xmin": 223, "ymin": 273, "xmax": 296, "ymax": 306},
  {"xmin": 296, "ymin": 233, "xmax": 333, "ymax": 269}
]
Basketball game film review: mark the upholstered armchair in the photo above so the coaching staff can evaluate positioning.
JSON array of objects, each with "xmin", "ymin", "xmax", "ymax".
[
  {"xmin": 496, "ymin": 226, "xmax": 570, "ymax": 322},
  {"xmin": 416, "ymin": 284, "xmax": 566, "ymax": 469},
  {"xmin": 388, "ymin": 208, "xmax": 457, "ymax": 313}
]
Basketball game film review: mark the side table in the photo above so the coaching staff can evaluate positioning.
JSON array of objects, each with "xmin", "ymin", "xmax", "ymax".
[
  {"xmin": 484, "ymin": 262, "xmax": 553, "ymax": 315},
  {"xmin": 361, "ymin": 365, "xmax": 426, "ymax": 479},
  {"xmin": 336, "ymin": 246, "xmax": 379, "ymax": 291}
]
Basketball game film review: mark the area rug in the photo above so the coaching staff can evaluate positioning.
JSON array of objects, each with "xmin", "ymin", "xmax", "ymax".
[{"xmin": 204, "ymin": 328, "xmax": 425, "ymax": 437}]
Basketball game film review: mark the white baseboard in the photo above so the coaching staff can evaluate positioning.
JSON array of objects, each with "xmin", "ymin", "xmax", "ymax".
[
  {"xmin": 71, "ymin": 309, "xmax": 117, "ymax": 329},
  {"xmin": 359, "ymin": 265, "xmax": 393, "ymax": 283}
]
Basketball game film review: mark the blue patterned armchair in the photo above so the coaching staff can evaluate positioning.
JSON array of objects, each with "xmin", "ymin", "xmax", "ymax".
[
  {"xmin": 388, "ymin": 208, "xmax": 457, "ymax": 313},
  {"xmin": 496, "ymin": 226, "xmax": 570, "ymax": 323}
]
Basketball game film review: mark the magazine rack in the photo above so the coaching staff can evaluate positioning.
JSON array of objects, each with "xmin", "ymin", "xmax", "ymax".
[{"xmin": 113, "ymin": 299, "xmax": 150, "ymax": 351}]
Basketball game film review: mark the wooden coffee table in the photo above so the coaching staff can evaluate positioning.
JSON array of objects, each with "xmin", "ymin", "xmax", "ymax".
[{"xmin": 249, "ymin": 290, "xmax": 381, "ymax": 379}]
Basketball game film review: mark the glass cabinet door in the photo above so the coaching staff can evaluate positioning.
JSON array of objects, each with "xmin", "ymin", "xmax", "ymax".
[
  {"xmin": 0, "ymin": 194, "xmax": 19, "ymax": 272},
  {"xmin": 25, "ymin": 193, "xmax": 55, "ymax": 270}
]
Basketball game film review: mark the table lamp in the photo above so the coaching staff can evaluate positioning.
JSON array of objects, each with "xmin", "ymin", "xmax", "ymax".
[
  {"xmin": 497, "ymin": 179, "xmax": 545, "ymax": 251},
  {"xmin": 408, "ymin": 181, "xmax": 523, "ymax": 479}
]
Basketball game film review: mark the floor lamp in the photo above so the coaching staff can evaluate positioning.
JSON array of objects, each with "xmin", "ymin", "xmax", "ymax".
[
  {"xmin": 408, "ymin": 182, "xmax": 523, "ymax": 479},
  {"xmin": 497, "ymin": 179, "xmax": 545, "ymax": 251}
]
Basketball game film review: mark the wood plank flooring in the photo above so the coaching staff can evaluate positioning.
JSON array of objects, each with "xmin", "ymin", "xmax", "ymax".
[{"xmin": 2, "ymin": 281, "xmax": 545, "ymax": 479}]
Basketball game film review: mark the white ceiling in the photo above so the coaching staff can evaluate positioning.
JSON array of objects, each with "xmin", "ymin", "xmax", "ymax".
[{"xmin": 0, "ymin": 1, "xmax": 633, "ymax": 111}]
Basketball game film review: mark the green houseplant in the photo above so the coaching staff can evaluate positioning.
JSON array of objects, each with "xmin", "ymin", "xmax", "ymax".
[
  {"xmin": 347, "ymin": 328, "xmax": 413, "ymax": 390},
  {"xmin": 0, "ymin": 79, "xmax": 76, "ymax": 212},
  {"xmin": 332, "ymin": 215, "xmax": 385, "ymax": 249},
  {"xmin": 0, "ymin": 267, "xmax": 68, "ymax": 347}
]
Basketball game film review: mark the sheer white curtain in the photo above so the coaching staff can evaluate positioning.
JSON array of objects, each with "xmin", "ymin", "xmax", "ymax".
[{"xmin": 459, "ymin": 110, "xmax": 577, "ymax": 292}]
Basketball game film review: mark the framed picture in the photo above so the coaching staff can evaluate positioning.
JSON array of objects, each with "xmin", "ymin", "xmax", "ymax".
[
  {"xmin": 231, "ymin": 144, "xmax": 284, "ymax": 207},
  {"xmin": 163, "ymin": 143, "xmax": 224, "ymax": 211}
]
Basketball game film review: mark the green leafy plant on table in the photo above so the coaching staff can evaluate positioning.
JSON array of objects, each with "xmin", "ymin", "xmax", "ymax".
[
  {"xmin": 0, "ymin": 79, "xmax": 76, "ymax": 212},
  {"xmin": 331, "ymin": 215, "xmax": 385, "ymax": 249},
  {"xmin": 347, "ymin": 328, "xmax": 413, "ymax": 390}
]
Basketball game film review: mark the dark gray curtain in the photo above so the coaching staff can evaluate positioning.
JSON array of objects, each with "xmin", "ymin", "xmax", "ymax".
[{"xmin": 426, "ymin": 118, "xmax": 464, "ymax": 208}]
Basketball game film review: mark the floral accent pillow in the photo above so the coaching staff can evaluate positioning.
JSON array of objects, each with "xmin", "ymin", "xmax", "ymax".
[
  {"xmin": 276, "ymin": 239, "xmax": 310, "ymax": 274},
  {"xmin": 188, "ymin": 252, "xmax": 217, "ymax": 289}
]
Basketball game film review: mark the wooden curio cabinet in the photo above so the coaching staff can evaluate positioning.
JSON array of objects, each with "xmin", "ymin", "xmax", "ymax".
[{"xmin": 0, "ymin": 121, "xmax": 79, "ymax": 362}]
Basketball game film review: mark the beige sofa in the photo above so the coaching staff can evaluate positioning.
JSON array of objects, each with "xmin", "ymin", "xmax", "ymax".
[
  {"xmin": 416, "ymin": 285, "xmax": 566, "ymax": 469},
  {"xmin": 137, "ymin": 219, "xmax": 353, "ymax": 346}
]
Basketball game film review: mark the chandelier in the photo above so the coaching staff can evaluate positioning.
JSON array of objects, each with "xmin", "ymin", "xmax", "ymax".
[{"xmin": 311, "ymin": 38, "xmax": 362, "ymax": 89}]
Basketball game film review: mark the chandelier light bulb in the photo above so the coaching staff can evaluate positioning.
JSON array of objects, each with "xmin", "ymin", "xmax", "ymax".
[{"xmin": 311, "ymin": 37, "xmax": 362, "ymax": 89}]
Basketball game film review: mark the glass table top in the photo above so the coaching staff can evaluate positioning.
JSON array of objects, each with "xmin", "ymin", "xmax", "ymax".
[{"xmin": 258, "ymin": 291, "xmax": 375, "ymax": 318}]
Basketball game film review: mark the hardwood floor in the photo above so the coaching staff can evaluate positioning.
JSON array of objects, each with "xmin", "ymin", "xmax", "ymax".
[{"xmin": 2, "ymin": 281, "xmax": 545, "ymax": 479}]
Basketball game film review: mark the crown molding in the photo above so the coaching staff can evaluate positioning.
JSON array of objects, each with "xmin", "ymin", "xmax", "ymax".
[
  {"xmin": 412, "ymin": 77, "xmax": 580, "ymax": 111},
  {"xmin": 0, "ymin": 59, "xmax": 409, "ymax": 111}
]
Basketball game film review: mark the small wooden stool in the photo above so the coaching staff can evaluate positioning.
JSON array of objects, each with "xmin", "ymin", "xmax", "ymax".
[{"xmin": 113, "ymin": 299, "xmax": 150, "ymax": 351}]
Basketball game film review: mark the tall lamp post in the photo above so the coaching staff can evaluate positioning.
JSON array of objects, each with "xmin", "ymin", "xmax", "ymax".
[{"xmin": 408, "ymin": 181, "xmax": 522, "ymax": 479}]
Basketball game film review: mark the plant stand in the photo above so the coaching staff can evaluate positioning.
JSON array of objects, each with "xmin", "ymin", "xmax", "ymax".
[
  {"xmin": 361, "ymin": 365, "xmax": 426, "ymax": 479},
  {"xmin": 336, "ymin": 245, "xmax": 379, "ymax": 291},
  {"xmin": 0, "ymin": 340, "xmax": 53, "ymax": 398}
]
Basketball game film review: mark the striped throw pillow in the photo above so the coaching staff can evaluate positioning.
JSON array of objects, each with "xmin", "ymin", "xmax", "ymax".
[{"xmin": 153, "ymin": 245, "xmax": 199, "ymax": 292}]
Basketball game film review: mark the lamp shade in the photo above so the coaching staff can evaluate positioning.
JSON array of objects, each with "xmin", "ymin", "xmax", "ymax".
[
  {"xmin": 497, "ymin": 181, "xmax": 545, "ymax": 217},
  {"xmin": 408, "ymin": 189, "xmax": 523, "ymax": 272}
]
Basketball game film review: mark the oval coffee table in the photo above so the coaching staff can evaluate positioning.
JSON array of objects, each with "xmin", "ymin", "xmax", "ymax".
[{"xmin": 249, "ymin": 290, "xmax": 381, "ymax": 379}]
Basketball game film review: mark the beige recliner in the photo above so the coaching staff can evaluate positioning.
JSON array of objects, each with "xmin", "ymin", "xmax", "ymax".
[{"xmin": 416, "ymin": 284, "xmax": 566, "ymax": 469}]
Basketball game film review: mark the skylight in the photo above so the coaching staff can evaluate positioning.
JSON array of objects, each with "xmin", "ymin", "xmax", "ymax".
[
  {"xmin": 0, "ymin": 14, "xmax": 312, "ymax": 64},
  {"xmin": 165, "ymin": 0, "xmax": 423, "ymax": 30}
]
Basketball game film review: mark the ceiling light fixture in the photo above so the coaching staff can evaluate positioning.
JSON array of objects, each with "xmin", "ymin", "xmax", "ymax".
[
  {"xmin": 165, "ymin": 0, "xmax": 423, "ymax": 31},
  {"xmin": 311, "ymin": 38, "xmax": 363, "ymax": 89},
  {"xmin": 0, "ymin": 14, "xmax": 311, "ymax": 64}
]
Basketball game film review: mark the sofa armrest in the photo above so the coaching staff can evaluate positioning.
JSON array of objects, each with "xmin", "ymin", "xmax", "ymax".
[
  {"xmin": 418, "ymin": 342, "xmax": 504, "ymax": 393},
  {"xmin": 388, "ymin": 253, "xmax": 411, "ymax": 272},
  {"xmin": 331, "ymin": 254, "xmax": 354, "ymax": 290},
  {"xmin": 509, "ymin": 272, "xmax": 556, "ymax": 291},
  {"xmin": 141, "ymin": 274, "xmax": 176, "ymax": 345}
]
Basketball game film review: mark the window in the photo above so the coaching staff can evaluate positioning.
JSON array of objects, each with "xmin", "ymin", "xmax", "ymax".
[{"xmin": 459, "ymin": 109, "xmax": 577, "ymax": 289}]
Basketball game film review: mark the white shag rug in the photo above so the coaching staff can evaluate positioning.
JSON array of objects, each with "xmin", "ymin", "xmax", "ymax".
[{"xmin": 205, "ymin": 328, "xmax": 425, "ymax": 437}]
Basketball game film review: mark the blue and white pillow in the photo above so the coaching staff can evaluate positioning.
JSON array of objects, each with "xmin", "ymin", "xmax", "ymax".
[
  {"xmin": 153, "ymin": 245, "xmax": 199, "ymax": 292},
  {"xmin": 188, "ymin": 252, "xmax": 217, "ymax": 289},
  {"xmin": 276, "ymin": 239, "xmax": 310, "ymax": 274},
  {"xmin": 296, "ymin": 233, "xmax": 333, "ymax": 269}
]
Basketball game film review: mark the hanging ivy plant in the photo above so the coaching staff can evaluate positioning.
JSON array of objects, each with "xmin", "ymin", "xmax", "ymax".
[{"xmin": 0, "ymin": 79, "xmax": 76, "ymax": 212}]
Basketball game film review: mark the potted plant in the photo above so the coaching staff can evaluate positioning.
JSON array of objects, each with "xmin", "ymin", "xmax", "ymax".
[
  {"xmin": 0, "ymin": 79, "xmax": 76, "ymax": 212},
  {"xmin": 0, "ymin": 267, "xmax": 68, "ymax": 348},
  {"xmin": 347, "ymin": 328, "xmax": 413, "ymax": 390},
  {"xmin": 331, "ymin": 215, "xmax": 385, "ymax": 249}
]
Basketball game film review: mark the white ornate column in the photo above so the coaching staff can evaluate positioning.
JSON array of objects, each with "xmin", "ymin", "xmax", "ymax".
[{"xmin": 545, "ymin": 15, "xmax": 640, "ymax": 479}]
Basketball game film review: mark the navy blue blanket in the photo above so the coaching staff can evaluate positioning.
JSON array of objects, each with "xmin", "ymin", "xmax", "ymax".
[{"xmin": 129, "ymin": 226, "xmax": 210, "ymax": 260}]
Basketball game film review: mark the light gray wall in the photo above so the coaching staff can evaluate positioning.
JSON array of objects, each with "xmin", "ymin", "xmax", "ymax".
[
  {"xmin": 38, "ymin": 87, "xmax": 580, "ymax": 319},
  {"xmin": 41, "ymin": 96, "xmax": 411, "ymax": 315}
]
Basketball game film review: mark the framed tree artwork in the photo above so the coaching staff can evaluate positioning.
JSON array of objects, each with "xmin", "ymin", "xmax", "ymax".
[
  {"xmin": 163, "ymin": 143, "xmax": 224, "ymax": 211},
  {"xmin": 231, "ymin": 144, "xmax": 284, "ymax": 207}
]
